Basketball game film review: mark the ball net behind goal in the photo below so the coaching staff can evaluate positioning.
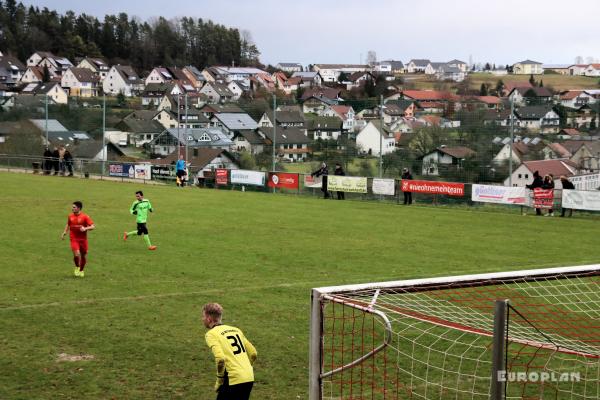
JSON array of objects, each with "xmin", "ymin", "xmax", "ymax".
[{"xmin": 309, "ymin": 266, "xmax": 600, "ymax": 400}]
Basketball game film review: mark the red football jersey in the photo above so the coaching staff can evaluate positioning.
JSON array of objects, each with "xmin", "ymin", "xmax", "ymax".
[{"xmin": 67, "ymin": 213, "xmax": 94, "ymax": 240}]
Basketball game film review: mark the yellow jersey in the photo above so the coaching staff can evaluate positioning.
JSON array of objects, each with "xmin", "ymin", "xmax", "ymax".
[{"xmin": 205, "ymin": 324, "xmax": 257, "ymax": 386}]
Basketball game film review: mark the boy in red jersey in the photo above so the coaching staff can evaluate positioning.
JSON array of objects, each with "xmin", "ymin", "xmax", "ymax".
[{"xmin": 61, "ymin": 201, "xmax": 95, "ymax": 277}]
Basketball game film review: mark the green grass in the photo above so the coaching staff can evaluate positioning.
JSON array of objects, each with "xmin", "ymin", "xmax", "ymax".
[
  {"xmin": 469, "ymin": 72, "xmax": 600, "ymax": 91},
  {"xmin": 1, "ymin": 172, "xmax": 600, "ymax": 399}
]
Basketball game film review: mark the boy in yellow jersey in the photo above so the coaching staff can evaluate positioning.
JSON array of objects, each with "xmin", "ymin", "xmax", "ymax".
[{"xmin": 202, "ymin": 303, "xmax": 257, "ymax": 400}]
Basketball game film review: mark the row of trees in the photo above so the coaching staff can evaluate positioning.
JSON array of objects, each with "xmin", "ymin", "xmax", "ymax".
[{"xmin": 0, "ymin": 0, "xmax": 260, "ymax": 72}]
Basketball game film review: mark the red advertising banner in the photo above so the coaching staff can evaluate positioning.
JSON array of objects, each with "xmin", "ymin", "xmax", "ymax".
[
  {"xmin": 216, "ymin": 169, "xmax": 228, "ymax": 185},
  {"xmin": 268, "ymin": 172, "xmax": 299, "ymax": 189},
  {"xmin": 533, "ymin": 188, "xmax": 554, "ymax": 209},
  {"xmin": 401, "ymin": 179, "xmax": 465, "ymax": 197}
]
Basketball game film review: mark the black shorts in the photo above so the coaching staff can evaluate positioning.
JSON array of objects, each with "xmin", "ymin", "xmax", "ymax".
[
  {"xmin": 216, "ymin": 381, "xmax": 253, "ymax": 400},
  {"xmin": 136, "ymin": 223, "xmax": 149, "ymax": 235},
  {"xmin": 176, "ymin": 170, "xmax": 186, "ymax": 179}
]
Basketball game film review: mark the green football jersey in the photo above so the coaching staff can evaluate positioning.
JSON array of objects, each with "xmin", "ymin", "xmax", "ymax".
[{"xmin": 130, "ymin": 199, "xmax": 153, "ymax": 223}]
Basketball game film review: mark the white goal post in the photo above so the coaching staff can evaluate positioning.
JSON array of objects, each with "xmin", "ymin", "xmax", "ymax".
[{"xmin": 309, "ymin": 264, "xmax": 600, "ymax": 400}]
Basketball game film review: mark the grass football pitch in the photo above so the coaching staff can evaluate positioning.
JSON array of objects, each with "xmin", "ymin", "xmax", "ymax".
[{"xmin": 1, "ymin": 172, "xmax": 599, "ymax": 399}]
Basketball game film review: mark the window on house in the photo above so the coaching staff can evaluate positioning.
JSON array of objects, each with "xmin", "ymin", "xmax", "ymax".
[
  {"xmin": 525, "ymin": 174, "xmax": 529, "ymax": 179},
  {"xmin": 518, "ymin": 174, "xmax": 522, "ymax": 179}
]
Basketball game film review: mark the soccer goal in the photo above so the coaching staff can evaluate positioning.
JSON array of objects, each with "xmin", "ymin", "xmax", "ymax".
[{"xmin": 309, "ymin": 265, "xmax": 600, "ymax": 400}]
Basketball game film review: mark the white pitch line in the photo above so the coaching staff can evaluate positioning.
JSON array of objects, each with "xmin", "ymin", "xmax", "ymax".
[{"xmin": 0, "ymin": 281, "xmax": 311, "ymax": 311}]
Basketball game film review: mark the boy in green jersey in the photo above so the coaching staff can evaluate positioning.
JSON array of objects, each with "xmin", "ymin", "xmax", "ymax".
[{"xmin": 123, "ymin": 190, "xmax": 156, "ymax": 250}]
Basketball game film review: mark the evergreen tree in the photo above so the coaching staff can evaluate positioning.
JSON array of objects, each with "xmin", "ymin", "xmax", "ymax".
[
  {"xmin": 529, "ymin": 74, "xmax": 536, "ymax": 86},
  {"xmin": 480, "ymin": 83, "xmax": 488, "ymax": 96},
  {"xmin": 539, "ymin": 79, "xmax": 544, "ymax": 88}
]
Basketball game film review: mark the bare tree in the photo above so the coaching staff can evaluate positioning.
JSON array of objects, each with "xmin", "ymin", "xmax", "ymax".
[
  {"xmin": 586, "ymin": 56, "xmax": 595, "ymax": 64},
  {"xmin": 575, "ymin": 56, "xmax": 584, "ymax": 64}
]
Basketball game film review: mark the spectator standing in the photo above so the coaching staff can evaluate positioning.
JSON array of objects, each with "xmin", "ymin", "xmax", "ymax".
[
  {"xmin": 311, "ymin": 162, "xmax": 330, "ymax": 199},
  {"xmin": 58, "ymin": 146, "xmax": 66, "ymax": 176},
  {"xmin": 542, "ymin": 174, "xmax": 555, "ymax": 216},
  {"xmin": 64, "ymin": 150, "xmax": 74, "ymax": 176},
  {"xmin": 401, "ymin": 168, "xmax": 413, "ymax": 205},
  {"xmin": 43, "ymin": 147, "xmax": 52, "ymax": 175},
  {"xmin": 334, "ymin": 163, "xmax": 345, "ymax": 200},
  {"xmin": 52, "ymin": 146, "xmax": 60, "ymax": 175},
  {"xmin": 560, "ymin": 176, "xmax": 575, "ymax": 217},
  {"xmin": 526, "ymin": 170, "xmax": 543, "ymax": 216}
]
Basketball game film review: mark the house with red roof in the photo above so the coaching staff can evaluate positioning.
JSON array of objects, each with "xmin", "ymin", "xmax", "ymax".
[
  {"xmin": 504, "ymin": 159, "xmax": 579, "ymax": 187},
  {"xmin": 559, "ymin": 90, "xmax": 595, "ymax": 108},
  {"xmin": 320, "ymin": 105, "xmax": 356, "ymax": 131}
]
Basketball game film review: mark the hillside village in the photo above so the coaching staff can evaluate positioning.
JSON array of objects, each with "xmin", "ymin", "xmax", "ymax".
[{"xmin": 2, "ymin": 49, "xmax": 600, "ymax": 187}]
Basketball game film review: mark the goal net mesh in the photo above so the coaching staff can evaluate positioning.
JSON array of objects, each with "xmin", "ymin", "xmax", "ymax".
[{"xmin": 317, "ymin": 268, "xmax": 600, "ymax": 399}]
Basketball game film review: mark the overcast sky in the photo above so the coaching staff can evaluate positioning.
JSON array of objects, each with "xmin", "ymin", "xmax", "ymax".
[{"xmin": 21, "ymin": 0, "xmax": 600, "ymax": 67}]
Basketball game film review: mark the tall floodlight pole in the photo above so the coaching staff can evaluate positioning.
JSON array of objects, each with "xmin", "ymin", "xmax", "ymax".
[
  {"xmin": 177, "ymin": 95, "xmax": 181, "ymax": 158},
  {"xmin": 102, "ymin": 92, "xmax": 106, "ymax": 176},
  {"xmin": 272, "ymin": 94, "xmax": 277, "ymax": 173},
  {"xmin": 45, "ymin": 94, "xmax": 49, "ymax": 145},
  {"xmin": 509, "ymin": 96, "xmax": 514, "ymax": 186},
  {"xmin": 379, "ymin": 94, "xmax": 384, "ymax": 178},
  {"xmin": 184, "ymin": 94, "xmax": 188, "ymax": 163}
]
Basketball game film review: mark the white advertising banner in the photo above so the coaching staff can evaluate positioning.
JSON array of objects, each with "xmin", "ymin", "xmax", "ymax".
[
  {"xmin": 134, "ymin": 164, "xmax": 152, "ymax": 180},
  {"xmin": 471, "ymin": 184, "xmax": 528, "ymax": 205},
  {"xmin": 230, "ymin": 169, "xmax": 265, "ymax": 186},
  {"xmin": 327, "ymin": 176, "xmax": 368, "ymax": 193},
  {"xmin": 568, "ymin": 173, "xmax": 600, "ymax": 191},
  {"xmin": 562, "ymin": 189, "xmax": 600, "ymax": 211},
  {"xmin": 372, "ymin": 178, "xmax": 396, "ymax": 196}
]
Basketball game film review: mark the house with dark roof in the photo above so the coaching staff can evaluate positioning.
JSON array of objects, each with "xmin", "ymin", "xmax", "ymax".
[
  {"xmin": 145, "ymin": 67, "xmax": 192, "ymax": 87},
  {"xmin": 199, "ymin": 82, "xmax": 234, "ymax": 103},
  {"xmin": 103, "ymin": 65, "xmax": 141, "ymax": 97},
  {"xmin": 345, "ymin": 71, "xmax": 375, "ymax": 90},
  {"xmin": 447, "ymin": 60, "xmax": 468, "ymax": 73},
  {"xmin": 420, "ymin": 146, "xmax": 476, "ymax": 176},
  {"xmin": 117, "ymin": 112, "xmax": 165, "ymax": 147},
  {"xmin": 382, "ymin": 100, "xmax": 416, "ymax": 123},
  {"xmin": 514, "ymin": 106, "xmax": 560, "ymax": 134},
  {"xmin": 508, "ymin": 86, "xmax": 553, "ymax": 106},
  {"xmin": 258, "ymin": 110, "xmax": 305, "ymax": 129},
  {"xmin": 291, "ymin": 71, "xmax": 323, "ymax": 88},
  {"xmin": 27, "ymin": 51, "xmax": 56, "ymax": 67},
  {"xmin": 61, "ymin": 67, "xmax": 101, "ymax": 97},
  {"xmin": 77, "ymin": 58, "xmax": 110, "ymax": 81},
  {"xmin": 19, "ymin": 82, "xmax": 68, "ymax": 104},
  {"xmin": 492, "ymin": 141, "xmax": 544, "ymax": 165},
  {"xmin": 19, "ymin": 66, "xmax": 44, "ymax": 84},
  {"xmin": 148, "ymin": 127, "xmax": 233, "ymax": 156},
  {"xmin": 258, "ymin": 126, "xmax": 311, "ymax": 162},
  {"xmin": 37, "ymin": 55, "xmax": 73, "ymax": 77},
  {"xmin": 406, "ymin": 59, "xmax": 432, "ymax": 73},
  {"xmin": 200, "ymin": 103, "xmax": 245, "ymax": 119},
  {"xmin": 231, "ymin": 129, "xmax": 268, "ymax": 154},
  {"xmin": 142, "ymin": 83, "xmax": 183, "ymax": 106},
  {"xmin": 305, "ymin": 116, "xmax": 344, "ymax": 140},
  {"xmin": 0, "ymin": 54, "xmax": 26, "ymax": 86},
  {"xmin": 211, "ymin": 113, "xmax": 258, "ymax": 138}
]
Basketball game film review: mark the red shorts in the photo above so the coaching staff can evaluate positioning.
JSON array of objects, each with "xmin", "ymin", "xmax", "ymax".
[{"xmin": 70, "ymin": 238, "xmax": 88, "ymax": 254}]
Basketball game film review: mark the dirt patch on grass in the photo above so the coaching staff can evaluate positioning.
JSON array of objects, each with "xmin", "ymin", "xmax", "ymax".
[{"xmin": 56, "ymin": 353, "xmax": 95, "ymax": 362}]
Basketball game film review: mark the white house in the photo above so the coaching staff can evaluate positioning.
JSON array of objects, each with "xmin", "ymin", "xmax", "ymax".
[
  {"xmin": 27, "ymin": 51, "xmax": 55, "ymax": 67},
  {"xmin": 406, "ymin": 59, "xmax": 431, "ymax": 73},
  {"xmin": 61, "ymin": 67, "xmax": 100, "ymax": 97},
  {"xmin": 319, "ymin": 105, "xmax": 356, "ymax": 131},
  {"xmin": 291, "ymin": 71, "xmax": 323, "ymax": 87},
  {"xmin": 568, "ymin": 64, "xmax": 588, "ymax": 76},
  {"xmin": 227, "ymin": 81, "xmax": 244, "ymax": 100},
  {"xmin": 584, "ymin": 64, "xmax": 600, "ymax": 77},
  {"xmin": 20, "ymin": 82, "xmax": 68, "ymax": 104},
  {"xmin": 512, "ymin": 60, "xmax": 543, "ymax": 75},
  {"xmin": 19, "ymin": 66, "xmax": 43, "ymax": 84},
  {"xmin": 356, "ymin": 122, "xmax": 395, "ymax": 156},
  {"xmin": 38, "ymin": 55, "xmax": 73, "ymax": 77},
  {"xmin": 559, "ymin": 90, "xmax": 596, "ymax": 108},
  {"xmin": 103, "ymin": 65, "xmax": 141, "ymax": 97},
  {"xmin": 276, "ymin": 63, "xmax": 302, "ymax": 73},
  {"xmin": 312, "ymin": 64, "xmax": 369, "ymax": 82},
  {"xmin": 420, "ymin": 146, "xmax": 476, "ymax": 176},
  {"xmin": 199, "ymin": 82, "xmax": 234, "ymax": 103},
  {"xmin": 514, "ymin": 106, "xmax": 560, "ymax": 134}
]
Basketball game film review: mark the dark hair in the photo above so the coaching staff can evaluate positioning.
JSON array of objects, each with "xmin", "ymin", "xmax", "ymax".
[
  {"xmin": 135, "ymin": 191, "xmax": 143, "ymax": 196},
  {"xmin": 73, "ymin": 201, "xmax": 83, "ymax": 209}
]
